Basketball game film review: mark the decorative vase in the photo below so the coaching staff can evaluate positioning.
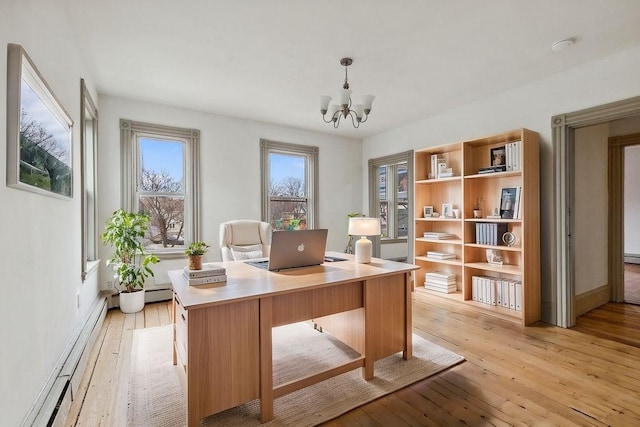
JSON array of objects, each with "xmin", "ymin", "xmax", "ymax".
[
  {"xmin": 119, "ymin": 289, "xmax": 145, "ymax": 313},
  {"xmin": 189, "ymin": 255, "xmax": 203, "ymax": 270}
]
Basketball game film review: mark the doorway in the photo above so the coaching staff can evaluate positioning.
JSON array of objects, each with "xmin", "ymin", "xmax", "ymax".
[
  {"xmin": 621, "ymin": 141, "xmax": 640, "ymax": 304},
  {"xmin": 552, "ymin": 95, "xmax": 640, "ymax": 327}
]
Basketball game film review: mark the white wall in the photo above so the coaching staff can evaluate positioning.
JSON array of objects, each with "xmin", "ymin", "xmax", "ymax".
[
  {"xmin": 363, "ymin": 45, "xmax": 640, "ymax": 322},
  {"xmin": 98, "ymin": 96, "xmax": 363, "ymax": 287},
  {"xmin": 574, "ymin": 124, "xmax": 609, "ymax": 295},
  {"xmin": 0, "ymin": 1, "xmax": 102, "ymax": 425}
]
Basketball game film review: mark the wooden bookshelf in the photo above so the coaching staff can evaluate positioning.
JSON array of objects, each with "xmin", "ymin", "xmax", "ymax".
[{"xmin": 414, "ymin": 129, "xmax": 540, "ymax": 325}]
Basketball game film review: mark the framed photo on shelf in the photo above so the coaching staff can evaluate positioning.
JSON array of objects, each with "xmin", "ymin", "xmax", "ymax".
[
  {"xmin": 499, "ymin": 187, "xmax": 518, "ymax": 219},
  {"xmin": 6, "ymin": 44, "xmax": 73, "ymax": 198},
  {"xmin": 490, "ymin": 146, "xmax": 506, "ymax": 167},
  {"xmin": 441, "ymin": 203, "xmax": 453, "ymax": 218},
  {"xmin": 423, "ymin": 205, "xmax": 433, "ymax": 217}
]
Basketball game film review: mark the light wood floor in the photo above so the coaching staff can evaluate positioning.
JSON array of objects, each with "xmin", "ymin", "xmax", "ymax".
[{"xmin": 67, "ymin": 296, "xmax": 640, "ymax": 426}]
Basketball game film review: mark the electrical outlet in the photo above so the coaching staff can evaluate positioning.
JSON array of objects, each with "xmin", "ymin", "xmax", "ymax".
[{"xmin": 107, "ymin": 281, "xmax": 114, "ymax": 289}]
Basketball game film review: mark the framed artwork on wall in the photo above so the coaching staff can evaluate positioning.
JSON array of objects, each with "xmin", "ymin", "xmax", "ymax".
[{"xmin": 6, "ymin": 43, "xmax": 73, "ymax": 198}]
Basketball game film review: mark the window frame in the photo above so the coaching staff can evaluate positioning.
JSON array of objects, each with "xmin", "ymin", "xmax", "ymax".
[
  {"xmin": 120, "ymin": 119, "xmax": 200, "ymax": 258},
  {"xmin": 260, "ymin": 139, "xmax": 319, "ymax": 229},
  {"xmin": 80, "ymin": 79, "xmax": 98, "ymax": 281}
]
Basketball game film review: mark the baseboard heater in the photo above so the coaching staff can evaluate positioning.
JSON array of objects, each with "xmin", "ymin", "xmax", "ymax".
[
  {"xmin": 26, "ymin": 295, "xmax": 108, "ymax": 426},
  {"xmin": 624, "ymin": 253, "xmax": 640, "ymax": 264}
]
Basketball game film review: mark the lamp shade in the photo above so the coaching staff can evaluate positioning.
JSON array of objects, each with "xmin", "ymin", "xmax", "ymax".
[{"xmin": 348, "ymin": 217, "xmax": 380, "ymax": 236}]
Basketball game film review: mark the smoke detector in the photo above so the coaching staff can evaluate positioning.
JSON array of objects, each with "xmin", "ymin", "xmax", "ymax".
[{"xmin": 551, "ymin": 38, "xmax": 575, "ymax": 52}]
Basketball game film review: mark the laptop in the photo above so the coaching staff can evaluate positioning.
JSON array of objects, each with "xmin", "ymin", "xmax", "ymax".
[{"xmin": 247, "ymin": 229, "xmax": 329, "ymax": 271}]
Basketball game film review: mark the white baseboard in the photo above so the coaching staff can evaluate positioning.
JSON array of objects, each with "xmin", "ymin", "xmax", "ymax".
[{"xmin": 27, "ymin": 295, "xmax": 108, "ymax": 426}]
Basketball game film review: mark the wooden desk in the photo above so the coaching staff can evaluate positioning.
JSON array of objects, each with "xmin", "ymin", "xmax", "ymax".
[{"xmin": 169, "ymin": 252, "xmax": 417, "ymax": 426}]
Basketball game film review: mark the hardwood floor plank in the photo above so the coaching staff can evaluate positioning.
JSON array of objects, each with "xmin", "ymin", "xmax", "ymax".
[{"xmin": 70, "ymin": 300, "xmax": 640, "ymax": 426}]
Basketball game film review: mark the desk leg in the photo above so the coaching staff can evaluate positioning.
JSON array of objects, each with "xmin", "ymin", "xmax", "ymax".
[
  {"xmin": 259, "ymin": 297, "xmax": 274, "ymax": 423},
  {"xmin": 404, "ymin": 272, "xmax": 413, "ymax": 360}
]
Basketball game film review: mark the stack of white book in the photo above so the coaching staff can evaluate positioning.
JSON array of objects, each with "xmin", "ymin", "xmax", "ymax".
[
  {"xmin": 424, "ymin": 271, "xmax": 457, "ymax": 293},
  {"xmin": 183, "ymin": 264, "xmax": 227, "ymax": 286},
  {"xmin": 426, "ymin": 251, "xmax": 456, "ymax": 260},
  {"xmin": 423, "ymin": 232, "xmax": 457, "ymax": 240}
]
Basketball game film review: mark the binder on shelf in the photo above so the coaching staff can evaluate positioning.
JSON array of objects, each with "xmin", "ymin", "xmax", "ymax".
[
  {"xmin": 508, "ymin": 281, "xmax": 516, "ymax": 309},
  {"xmin": 515, "ymin": 282, "xmax": 523, "ymax": 311}
]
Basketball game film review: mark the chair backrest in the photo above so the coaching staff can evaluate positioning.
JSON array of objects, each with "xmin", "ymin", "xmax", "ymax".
[{"xmin": 219, "ymin": 220, "xmax": 272, "ymax": 261}]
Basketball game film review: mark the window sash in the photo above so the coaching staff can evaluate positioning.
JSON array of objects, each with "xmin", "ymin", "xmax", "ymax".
[
  {"xmin": 121, "ymin": 119, "xmax": 200, "ymax": 256},
  {"xmin": 261, "ymin": 139, "xmax": 318, "ymax": 230}
]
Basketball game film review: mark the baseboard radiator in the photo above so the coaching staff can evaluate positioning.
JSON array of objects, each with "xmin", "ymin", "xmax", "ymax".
[
  {"xmin": 624, "ymin": 253, "xmax": 640, "ymax": 264},
  {"xmin": 25, "ymin": 295, "xmax": 108, "ymax": 426}
]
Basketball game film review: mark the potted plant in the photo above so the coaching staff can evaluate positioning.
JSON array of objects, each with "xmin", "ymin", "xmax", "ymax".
[
  {"xmin": 101, "ymin": 209, "xmax": 159, "ymax": 313},
  {"xmin": 185, "ymin": 241, "xmax": 210, "ymax": 270}
]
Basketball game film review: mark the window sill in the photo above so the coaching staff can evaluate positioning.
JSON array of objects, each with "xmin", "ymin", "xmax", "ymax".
[{"xmin": 148, "ymin": 249, "xmax": 189, "ymax": 260}]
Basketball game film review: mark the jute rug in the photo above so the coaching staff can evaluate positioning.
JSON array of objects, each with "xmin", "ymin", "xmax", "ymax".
[{"xmin": 128, "ymin": 323, "xmax": 464, "ymax": 426}]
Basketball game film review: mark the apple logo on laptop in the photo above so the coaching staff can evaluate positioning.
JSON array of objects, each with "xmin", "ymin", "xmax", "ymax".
[{"xmin": 297, "ymin": 243, "xmax": 305, "ymax": 252}]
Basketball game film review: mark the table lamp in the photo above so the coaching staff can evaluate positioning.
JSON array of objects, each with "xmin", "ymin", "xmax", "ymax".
[{"xmin": 348, "ymin": 217, "xmax": 381, "ymax": 263}]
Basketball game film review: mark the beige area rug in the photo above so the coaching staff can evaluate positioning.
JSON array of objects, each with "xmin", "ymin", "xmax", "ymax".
[{"xmin": 128, "ymin": 323, "xmax": 464, "ymax": 426}]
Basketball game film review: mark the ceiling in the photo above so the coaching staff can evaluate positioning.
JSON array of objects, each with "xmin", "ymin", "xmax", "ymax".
[{"xmin": 63, "ymin": 0, "xmax": 640, "ymax": 139}]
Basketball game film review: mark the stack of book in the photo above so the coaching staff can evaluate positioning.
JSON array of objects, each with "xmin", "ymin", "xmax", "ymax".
[
  {"xmin": 478, "ymin": 165, "xmax": 507, "ymax": 174},
  {"xmin": 424, "ymin": 271, "xmax": 457, "ymax": 293},
  {"xmin": 183, "ymin": 264, "xmax": 227, "ymax": 286},
  {"xmin": 426, "ymin": 251, "xmax": 456, "ymax": 260},
  {"xmin": 423, "ymin": 232, "xmax": 457, "ymax": 240}
]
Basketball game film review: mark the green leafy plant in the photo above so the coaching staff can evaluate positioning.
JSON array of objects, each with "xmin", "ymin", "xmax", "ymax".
[
  {"xmin": 101, "ymin": 209, "xmax": 159, "ymax": 293},
  {"xmin": 185, "ymin": 241, "xmax": 210, "ymax": 256}
]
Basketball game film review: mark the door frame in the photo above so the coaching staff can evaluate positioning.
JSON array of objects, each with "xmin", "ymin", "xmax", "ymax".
[
  {"xmin": 552, "ymin": 95, "xmax": 640, "ymax": 327},
  {"xmin": 368, "ymin": 151, "xmax": 414, "ymax": 260}
]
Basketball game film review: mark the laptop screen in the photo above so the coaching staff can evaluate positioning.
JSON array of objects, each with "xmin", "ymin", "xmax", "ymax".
[{"xmin": 247, "ymin": 229, "xmax": 328, "ymax": 271}]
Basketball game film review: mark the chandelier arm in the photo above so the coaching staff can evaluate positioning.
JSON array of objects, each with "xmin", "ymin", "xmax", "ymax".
[
  {"xmin": 348, "ymin": 111, "xmax": 360, "ymax": 128},
  {"xmin": 333, "ymin": 113, "xmax": 341, "ymax": 129},
  {"xmin": 359, "ymin": 113, "xmax": 369, "ymax": 123}
]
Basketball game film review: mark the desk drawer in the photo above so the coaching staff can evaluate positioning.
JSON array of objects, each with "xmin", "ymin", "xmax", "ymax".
[{"xmin": 176, "ymin": 308, "xmax": 188, "ymax": 351}]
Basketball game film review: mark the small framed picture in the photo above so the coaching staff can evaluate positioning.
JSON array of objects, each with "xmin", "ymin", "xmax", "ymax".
[
  {"xmin": 490, "ymin": 146, "xmax": 506, "ymax": 167},
  {"xmin": 441, "ymin": 203, "xmax": 453, "ymax": 218},
  {"xmin": 423, "ymin": 206, "xmax": 433, "ymax": 217}
]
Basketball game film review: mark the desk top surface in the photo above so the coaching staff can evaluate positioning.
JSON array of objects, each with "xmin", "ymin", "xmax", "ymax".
[{"xmin": 169, "ymin": 251, "xmax": 418, "ymax": 309}]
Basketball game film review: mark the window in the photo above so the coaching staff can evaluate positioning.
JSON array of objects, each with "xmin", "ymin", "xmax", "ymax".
[
  {"xmin": 81, "ymin": 80, "xmax": 98, "ymax": 281},
  {"xmin": 260, "ymin": 139, "xmax": 318, "ymax": 230},
  {"xmin": 121, "ymin": 120, "xmax": 200, "ymax": 256}
]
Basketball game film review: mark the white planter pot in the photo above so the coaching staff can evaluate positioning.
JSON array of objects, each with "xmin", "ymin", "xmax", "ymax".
[{"xmin": 119, "ymin": 289, "xmax": 145, "ymax": 313}]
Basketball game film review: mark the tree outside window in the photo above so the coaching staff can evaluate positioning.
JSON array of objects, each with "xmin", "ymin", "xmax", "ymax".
[{"xmin": 261, "ymin": 140, "xmax": 318, "ymax": 230}]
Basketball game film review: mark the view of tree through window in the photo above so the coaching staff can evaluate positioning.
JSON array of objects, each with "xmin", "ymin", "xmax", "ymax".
[
  {"xmin": 378, "ymin": 162, "xmax": 408, "ymax": 239},
  {"xmin": 268, "ymin": 153, "xmax": 308, "ymax": 230},
  {"xmin": 138, "ymin": 138, "xmax": 185, "ymax": 249}
]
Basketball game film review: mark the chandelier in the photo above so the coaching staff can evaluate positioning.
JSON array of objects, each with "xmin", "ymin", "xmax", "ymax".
[{"xmin": 320, "ymin": 58, "xmax": 375, "ymax": 128}]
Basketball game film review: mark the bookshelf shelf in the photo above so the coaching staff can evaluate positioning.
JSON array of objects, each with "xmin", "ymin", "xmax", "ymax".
[{"xmin": 413, "ymin": 128, "xmax": 540, "ymax": 326}]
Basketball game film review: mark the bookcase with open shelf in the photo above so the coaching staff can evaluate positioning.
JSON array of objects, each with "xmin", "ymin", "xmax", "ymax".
[{"xmin": 413, "ymin": 129, "xmax": 540, "ymax": 325}]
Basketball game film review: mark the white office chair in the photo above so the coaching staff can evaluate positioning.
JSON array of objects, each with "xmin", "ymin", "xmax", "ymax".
[{"xmin": 219, "ymin": 220, "xmax": 272, "ymax": 261}]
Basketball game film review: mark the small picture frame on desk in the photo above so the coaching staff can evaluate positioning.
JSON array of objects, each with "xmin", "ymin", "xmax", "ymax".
[{"xmin": 423, "ymin": 205, "xmax": 433, "ymax": 217}]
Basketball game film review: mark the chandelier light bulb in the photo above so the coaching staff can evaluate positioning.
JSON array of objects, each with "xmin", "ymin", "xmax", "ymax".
[{"xmin": 320, "ymin": 58, "xmax": 374, "ymax": 128}]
